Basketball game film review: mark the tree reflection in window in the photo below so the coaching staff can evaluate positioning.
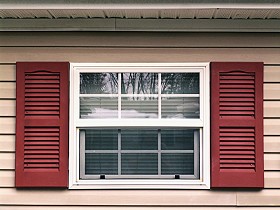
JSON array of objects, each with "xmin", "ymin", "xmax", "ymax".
[
  {"xmin": 80, "ymin": 73, "xmax": 118, "ymax": 94},
  {"xmin": 161, "ymin": 73, "xmax": 199, "ymax": 94}
]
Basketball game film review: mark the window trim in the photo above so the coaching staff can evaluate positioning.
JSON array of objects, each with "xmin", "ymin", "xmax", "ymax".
[{"xmin": 69, "ymin": 63, "xmax": 210, "ymax": 189}]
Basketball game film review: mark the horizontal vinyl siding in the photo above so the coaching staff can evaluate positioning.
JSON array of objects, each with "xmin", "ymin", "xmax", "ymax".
[
  {"xmin": 1, "ymin": 208, "xmax": 280, "ymax": 210},
  {"xmin": 1, "ymin": 48, "xmax": 280, "ymax": 64},
  {"xmin": 1, "ymin": 32, "xmax": 280, "ymax": 48},
  {"xmin": 0, "ymin": 33, "xmax": 280, "ymax": 207},
  {"xmin": 0, "ymin": 189, "xmax": 237, "ymax": 206}
]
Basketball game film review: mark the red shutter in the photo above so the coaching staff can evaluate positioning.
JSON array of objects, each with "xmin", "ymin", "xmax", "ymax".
[
  {"xmin": 211, "ymin": 62, "xmax": 264, "ymax": 188},
  {"xmin": 16, "ymin": 62, "xmax": 69, "ymax": 187}
]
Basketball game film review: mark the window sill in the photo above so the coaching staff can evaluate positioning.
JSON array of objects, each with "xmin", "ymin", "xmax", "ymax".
[{"xmin": 69, "ymin": 180, "xmax": 210, "ymax": 190}]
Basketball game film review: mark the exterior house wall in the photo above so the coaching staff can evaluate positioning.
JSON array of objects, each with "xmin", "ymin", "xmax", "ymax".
[{"xmin": 0, "ymin": 32, "xmax": 280, "ymax": 209}]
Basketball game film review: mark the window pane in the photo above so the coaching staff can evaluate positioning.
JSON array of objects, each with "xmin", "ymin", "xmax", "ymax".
[
  {"xmin": 85, "ymin": 129, "xmax": 118, "ymax": 150},
  {"xmin": 80, "ymin": 73, "xmax": 118, "ymax": 94},
  {"xmin": 121, "ymin": 73, "xmax": 158, "ymax": 94},
  {"xmin": 121, "ymin": 97, "xmax": 158, "ymax": 118},
  {"xmin": 161, "ymin": 154, "xmax": 194, "ymax": 175},
  {"xmin": 121, "ymin": 129, "xmax": 158, "ymax": 150},
  {"xmin": 85, "ymin": 153, "xmax": 118, "ymax": 175},
  {"xmin": 161, "ymin": 73, "xmax": 199, "ymax": 94},
  {"xmin": 122, "ymin": 154, "xmax": 158, "ymax": 175},
  {"xmin": 80, "ymin": 97, "xmax": 118, "ymax": 118},
  {"xmin": 161, "ymin": 97, "xmax": 199, "ymax": 118},
  {"xmin": 161, "ymin": 129, "xmax": 195, "ymax": 150}
]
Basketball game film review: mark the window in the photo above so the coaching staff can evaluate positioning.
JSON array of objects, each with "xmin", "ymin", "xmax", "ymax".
[{"xmin": 69, "ymin": 63, "xmax": 210, "ymax": 189}]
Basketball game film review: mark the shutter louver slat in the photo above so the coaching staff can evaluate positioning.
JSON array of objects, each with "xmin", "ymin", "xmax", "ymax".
[
  {"xmin": 211, "ymin": 62, "xmax": 264, "ymax": 188},
  {"xmin": 16, "ymin": 62, "xmax": 69, "ymax": 187}
]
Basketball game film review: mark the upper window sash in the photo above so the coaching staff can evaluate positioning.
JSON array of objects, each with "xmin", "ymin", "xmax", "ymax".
[{"xmin": 72, "ymin": 63, "xmax": 208, "ymax": 127}]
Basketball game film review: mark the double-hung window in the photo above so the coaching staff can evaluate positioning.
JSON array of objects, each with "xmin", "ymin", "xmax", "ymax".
[{"xmin": 69, "ymin": 63, "xmax": 210, "ymax": 189}]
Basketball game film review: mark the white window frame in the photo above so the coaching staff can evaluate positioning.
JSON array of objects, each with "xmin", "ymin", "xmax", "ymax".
[{"xmin": 69, "ymin": 63, "xmax": 210, "ymax": 189}]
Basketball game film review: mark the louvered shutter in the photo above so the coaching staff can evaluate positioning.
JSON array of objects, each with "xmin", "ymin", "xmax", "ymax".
[
  {"xmin": 211, "ymin": 62, "xmax": 264, "ymax": 188},
  {"xmin": 16, "ymin": 62, "xmax": 69, "ymax": 187}
]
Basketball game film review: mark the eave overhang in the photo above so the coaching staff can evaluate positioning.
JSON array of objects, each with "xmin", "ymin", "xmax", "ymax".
[{"xmin": 1, "ymin": 0, "xmax": 280, "ymax": 32}]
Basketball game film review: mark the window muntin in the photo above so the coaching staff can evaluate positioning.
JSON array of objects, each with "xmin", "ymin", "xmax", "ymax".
[{"xmin": 70, "ymin": 63, "xmax": 210, "ymax": 189}]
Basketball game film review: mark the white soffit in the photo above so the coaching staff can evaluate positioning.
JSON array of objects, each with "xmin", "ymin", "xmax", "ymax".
[
  {"xmin": 1, "ymin": 0, "xmax": 280, "ymax": 31},
  {"xmin": 2, "ymin": 8, "xmax": 280, "ymax": 19}
]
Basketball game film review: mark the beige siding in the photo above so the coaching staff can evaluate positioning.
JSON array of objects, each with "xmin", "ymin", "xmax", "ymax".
[
  {"xmin": 264, "ymin": 119, "xmax": 280, "ymax": 135},
  {"xmin": 0, "ymin": 153, "xmax": 15, "ymax": 170},
  {"xmin": 237, "ymin": 190, "xmax": 280, "ymax": 206},
  {"xmin": 0, "ymin": 135, "xmax": 15, "ymax": 152},
  {"xmin": 264, "ymin": 66, "xmax": 280, "ymax": 82},
  {"xmin": 264, "ymin": 172, "xmax": 280, "ymax": 189},
  {"xmin": 1, "ymin": 208, "xmax": 280, "ymax": 210},
  {"xmin": 1, "ymin": 32, "xmax": 280, "ymax": 48},
  {"xmin": 264, "ymin": 84, "xmax": 280, "ymax": 100},
  {"xmin": 1, "ymin": 48, "xmax": 280, "ymax": 64},
  {"xmin": 264, "ymin": 154, "xmax": 280, "ymax": 170},
  {"xmin": 0, "ymin": 117, "xmax": 15, "ymax": 134},
  {"xmin": 0, "ymin": 33, "xmax": 280, "ymax": 208},
  {"xmin": 0, "ymin": 100, "xmax": 16, "ymax": 116},
  {"xmin": 0, "ymin": 65, "xmax": 16, "ymax": 81},
  {"xmin": 0, "ymin": 82, "xmax": 16, "ymax": 98},
  {"xmin": 0, "ymin": 171, "xmax": 14, "ymax": 187},
  {"xmin": 264, "ymin": 101, "xmax": 280, "ymax": 118},
  {"xmin": 0, "ymin": 188, "xmax": 236, "ymax": 206},
  {"xmin": 264, "ymin": 136, "xmax": 280, "ymax": 153}
]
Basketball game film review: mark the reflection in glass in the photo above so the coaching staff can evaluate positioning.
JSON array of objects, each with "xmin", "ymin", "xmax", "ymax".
[
  {"xmin": 161, "ymin": 73, "xmax": 199, "ymax": 94},
  {"xmin": 121, "ymin": 73, "xmax": 158, "ymax": 94},
  {"xmin": 80, "ymin": 73, "xmax": 118, "ymax": 94},
  {"xmin": 85, "ymin": 129, "xmax": 118, "ymax": 150},
  {"xmin": 121, "ymin": 130, "xmax": 158, "ymax": 150},
  {"xmin": 122, "ymin": 154, "xmax": 158, "ymax": 175},
  {"xmin": 161, "ymin": 97, "xmax": 199, "ymax": 118},
  {"xmin": 80, "ymin": 97, "xmax": 118, "ymax": 118},
  {"xmin": 121, "ymin": 97, "xmax": 158, "ymax": 118},
  {"xmin": 161, "ymin": 129, "xmax": 195, "ymax": 150},
  {"xmin": 85, "ymin": 153, "xmax": 118, "ymax": 175}
]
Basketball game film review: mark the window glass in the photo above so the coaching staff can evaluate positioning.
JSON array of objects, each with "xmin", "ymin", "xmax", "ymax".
[
  {"xmin": 161, "ymin": 97, "xmax": 199, "ymax": 118},
  {"xmin": 85, "ymin": 153, "xmax": 118, "ymax": 175},
  {"xmin": 121, "ymin": 73, "xmax": 158, "ymax": 94},
  {"xmin": 121, "ymin": 97, "xmax": 158, "ymax": 118},
  {"xmin": 161, "ymin": 153, "xmax": 194, "ymax": 175},
  {"xmin": 122, "ymin": 154, "xmax": 158, "ymax": 175},
  {"xmin": 80, "ymin": 97, "xmax": 118, "ymax": 118},
  {"xmin": 85, "ymin": 129, "xmax": 118, "ymax": 150},
  {"xmin": 121, "ymin": 129, "xmax": 158, "ymax": 150},
  {"xmin": 161, "ymin": 73, "xmax": 199, "ymax": 94},
  {"xmin": 80, "ymin": 73, "xmax": 118, "ymax": 94}
]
